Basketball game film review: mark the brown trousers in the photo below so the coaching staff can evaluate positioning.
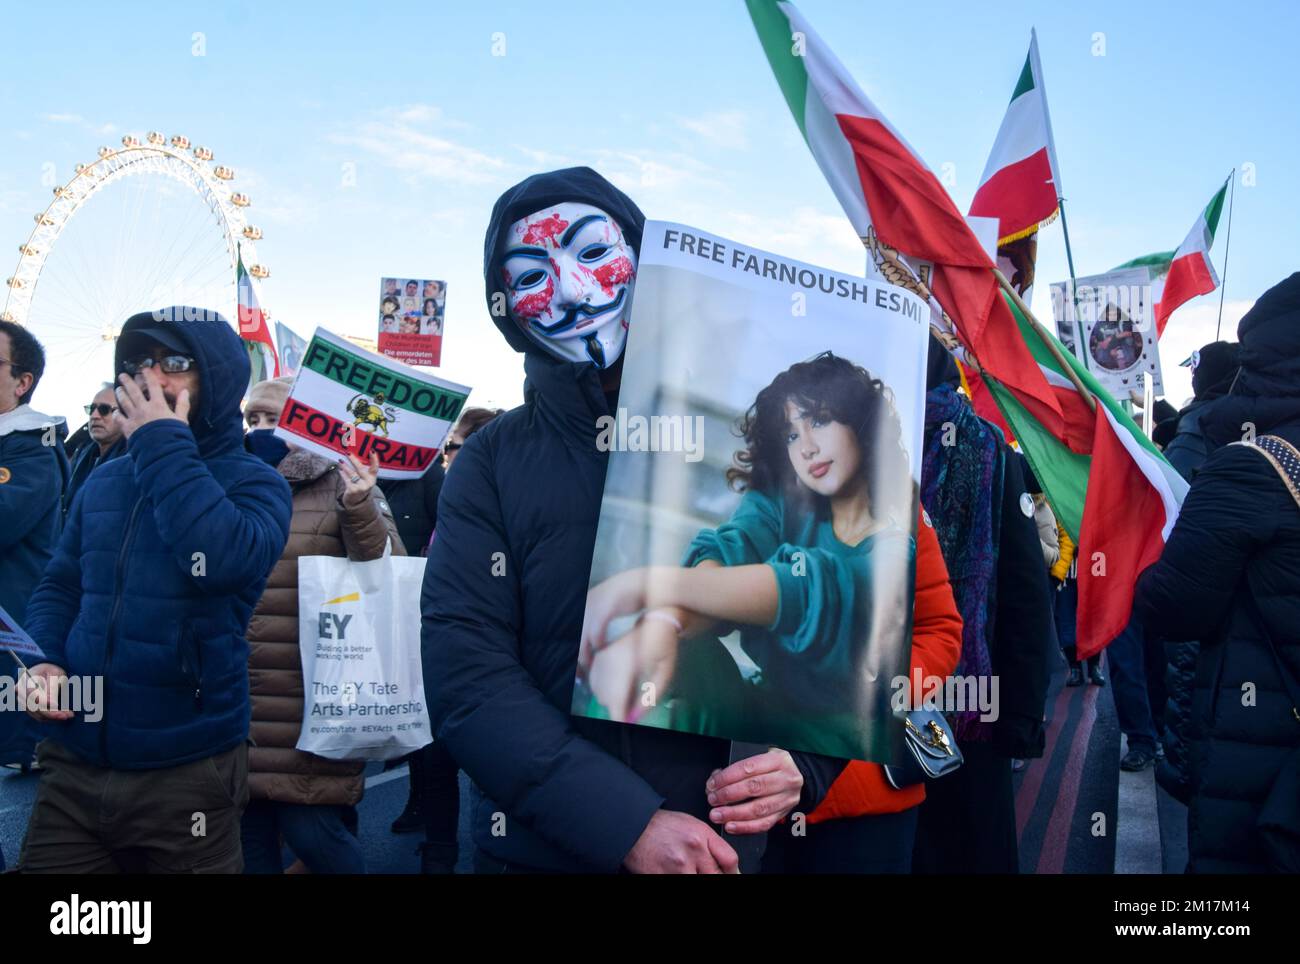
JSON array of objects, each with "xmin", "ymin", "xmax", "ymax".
[{"xmin": 19, "ymin": 739, "xmax": 249, "ymax": 873}]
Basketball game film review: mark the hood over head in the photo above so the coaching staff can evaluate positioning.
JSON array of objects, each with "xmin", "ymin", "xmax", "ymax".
[
  {"xmin": 1202, "ymin": 274, "xmax": 1300, "ymax": 446},
  {"xmin": 482, "ymin": 167, "xmax": 645, "ymax": 358},
  {"xmin": 1190, "ymin": 340, "xmax": 1241, "ymax": 400},
  {"xmin": 115, "ymin": 307, "xmax": 251, "ymax": 457},
  {"xmin": 926, "ymin": 331, "xmax": 961, "ymax": 391}
]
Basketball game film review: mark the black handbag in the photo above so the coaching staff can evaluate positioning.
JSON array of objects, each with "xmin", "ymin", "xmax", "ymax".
[{"xmin": 883, "ymin": 708, "xmax": 963, "ymax": 790}]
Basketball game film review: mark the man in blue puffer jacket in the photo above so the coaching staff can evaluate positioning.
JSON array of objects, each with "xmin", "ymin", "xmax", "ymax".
[{"xmin": 18, "ymin": 307, "xmax": 292, "ymax": 873}]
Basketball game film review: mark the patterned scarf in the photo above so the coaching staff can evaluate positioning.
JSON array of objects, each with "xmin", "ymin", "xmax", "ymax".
[{"xmin": 921, "ymin": 383, "xmax": 1005, "ymax": 740}]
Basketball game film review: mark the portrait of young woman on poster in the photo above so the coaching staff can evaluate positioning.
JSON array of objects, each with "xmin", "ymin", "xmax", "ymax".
[{"xmin": 578, "ymin": 351, "xmax": 918, "ymax": 761}]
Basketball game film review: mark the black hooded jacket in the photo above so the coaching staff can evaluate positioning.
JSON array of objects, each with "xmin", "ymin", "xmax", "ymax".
[
  {"xmin": 1160, "ymin": 340, "xmax": 1241, "ymax": 483},
  {"xmin": 1135, "ymin": 273, "xmax": 1300, "ymax": 872},
  {"xmin": 420, "ymin": 168, "xmax": 843, "ymax": 872}
]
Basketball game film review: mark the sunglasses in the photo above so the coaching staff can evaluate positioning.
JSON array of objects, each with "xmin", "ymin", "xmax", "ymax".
[
  {"xmin": 85, "ymin": 403, "xmax": 119, "ymax": 417},
  {"xmin": 443, "ymin": 441, "xmax": 462, "ymax": 454},
  {"xmin": 122, "ymin": 354, "xmax": 196, "ymax": 376}
]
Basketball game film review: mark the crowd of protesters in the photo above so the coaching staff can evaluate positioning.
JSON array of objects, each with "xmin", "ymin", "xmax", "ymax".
[{"xmin": 0, "ymin": 169, "xmax": 1296, "ymax": 875}]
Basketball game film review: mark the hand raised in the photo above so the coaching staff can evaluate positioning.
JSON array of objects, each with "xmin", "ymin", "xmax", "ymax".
[
  {"xmin": 113, "ymin": 368, "xmax": 189, "ymax": 439},
  {"xmin": 338, "ymin": 451, "xmax": 381, "ymax": 506}
]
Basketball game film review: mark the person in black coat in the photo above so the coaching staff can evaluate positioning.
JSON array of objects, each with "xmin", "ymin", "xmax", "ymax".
[
  {"xmin": 64, "ymin": 382, "xmax": 126, "ymax": 517},
  {"xmin": 377, "ymin": 462, "xmax": 443, "ymax": 558},
  {"xmin": 1151, "ymin": 341, "xmax": 1242, "ymax": 801},
  {"xmin": 420, "ymin": 168, "xmax": 843, "ymax": 873},
  {"xmin": 1135, "ymin": 272, "xmax": 1300, "ymax": 873},
  {"xmin": 912, "ymin": 338, "xmax": 1056, "ymax": 874},
  {"xmin": 1161, "ymin": 341, "xmax": 1242, "ymax": 482}
]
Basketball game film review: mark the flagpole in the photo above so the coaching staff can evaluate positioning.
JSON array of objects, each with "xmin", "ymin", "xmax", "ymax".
[
  {"xmin": 1055, "ymin": 196, "xmax": 1089, "ymax": 364},
  {"xmin": 1215, "ymin": 170, "xmax": 1236, "ymax": 341},
  {"xmin": 993, "ymin": 267, "xmax": 1097, "ymax": 413}
]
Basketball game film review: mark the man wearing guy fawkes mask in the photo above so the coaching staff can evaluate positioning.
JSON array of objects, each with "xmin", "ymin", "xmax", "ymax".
[{"xmin": 421, "ymin": 168, "xmax": 843, "ymax": 873}]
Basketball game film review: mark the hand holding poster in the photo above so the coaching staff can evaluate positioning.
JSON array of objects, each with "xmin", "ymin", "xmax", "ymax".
[
  {"xmin": 275, "ymin": 327, "xmax": 470, "ymax": 480},
  {"xmin": 377, "ymin": 277, "xmax": 446, "ymax": 366},
  {"xmin": 0, "ymin": 603, "xmax": 44, "ymax": 666},
  {"xmin": 573, "ymin": 221, "xmax": 929, "ymax": 763}
]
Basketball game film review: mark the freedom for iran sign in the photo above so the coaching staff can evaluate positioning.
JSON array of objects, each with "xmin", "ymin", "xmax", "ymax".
[{"xmin": 275, "ymin": 327, "xmax": 470, "ymax": 480}]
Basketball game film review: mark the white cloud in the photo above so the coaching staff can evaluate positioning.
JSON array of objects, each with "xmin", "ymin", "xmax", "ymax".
[
  {"xmin": 703, "ymin": 206, "xmax": 864, "ymax": 275},
  {"xmin": 676, "ymin": 110, "xmax": 749, "ymax": 149},
  {"xmin": 588, "ymin": 148, "xmax": 722, "ymax": 203},
  {"xmin": 332, "ymin": 123, "xmax": 507, "ymax": 186},
  {"xmin": 514, "ymin": 146, "xmax": 578, "ymax": 169},
  {"xmin": 388, "ymin": 104, "xmax": 441, "ymax": 124},
  {"xmin": 42, "ymin": 113, "xmax": 117, "ymax": 137},
  {"xmin": 378, "ymin": 104, "xmax": 472, "ymax": 131}
]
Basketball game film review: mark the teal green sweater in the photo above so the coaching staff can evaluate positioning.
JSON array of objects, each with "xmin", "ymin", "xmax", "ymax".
[{"xmin": 684, "ymin": 487, "xmax": 915, "ymax": 714}]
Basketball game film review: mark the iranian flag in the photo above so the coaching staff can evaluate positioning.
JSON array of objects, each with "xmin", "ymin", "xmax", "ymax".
[
  {"xmin": 1114, "ymin": 180, "xmax": 1228, "ymax": 336},
  {"xmin": 745, "ymin": 0, "xmax": 1063, "ymax": 437},
  {"xmin": 969, "ymin": 30, "xmax": 1063, "ymax": 246},
  {"xmin": 237, "ymin": 248, "xmax": 280, "ymax": 385},
  {"xmin": 984, "ymin": 296, "xmax": 1189, "ymax": 658},
  {"xmin": 747, "ymin": 0, "xmax": 1188, "ymax": 658},
  {"xmin": 964, "ymin": 30, "xmax": 1064, "ymax": 435}
]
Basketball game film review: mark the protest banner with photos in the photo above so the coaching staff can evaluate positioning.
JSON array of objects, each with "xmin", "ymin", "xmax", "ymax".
[
  {"xmin": 377, "ymin": 277, "xmax": 446, "ymax": 367},
  {"xmin": 274, "ymin": 327, "xmax": 470, "ymax": 480},
  {"xmin": 573, "ymin": 221, "xmax": 929, "ymax": 763},
  {"xmin": 0, "ymin": 603, "xmax": 44, "ymax": 665},
  {"xmin": 1051, "ymin": 267, "xmax": 1164, "ymax": 397}
]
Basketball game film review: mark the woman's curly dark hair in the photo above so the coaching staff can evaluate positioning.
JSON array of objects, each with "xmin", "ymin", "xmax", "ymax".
[{"xmin": 726, "ymin": 352, "xmax": 913, "ymax": 523}]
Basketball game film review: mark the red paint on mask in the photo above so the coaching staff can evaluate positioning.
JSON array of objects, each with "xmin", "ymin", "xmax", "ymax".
[
  {"xmin": 513, "ymin": 277, "xmax": 554, "ymax": 320},
  {"xmin": 594, "ymin": 256, "xmax": 634, "ymax": 295},
  {"xmin": 522, "ymin": 213, "xmax": 569, "ymax": 246}
]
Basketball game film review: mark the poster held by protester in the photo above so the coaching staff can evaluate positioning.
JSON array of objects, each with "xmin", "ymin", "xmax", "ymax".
[
  {"xmin": 1050, "ymin": 267, "xmax": 1164, "ymax": 396},
  {"xmin": 377, "ymin": 277, "xmax": 446, "ymax": 366},
  {"xmin": 274, "ymin": 327, "xmax": 470, "ymax": 481},
  {"xmin": 0, "ymin": 604, "xmax": 43, "ymax": 665},
  {"xmin": 274, "ymin": 321, "xmax": 309, "ymax": 377},
  {"xmin": 573, "ymin": 221, "xmax": 928, "ymax": 764}
]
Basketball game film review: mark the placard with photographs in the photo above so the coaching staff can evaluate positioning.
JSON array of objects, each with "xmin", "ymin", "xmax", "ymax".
[
  {"xmin": 377, "ymin": 277, "xmax": 446, "ymax": 367},
  {"xmin": 1050, "ymin": 267, "xmax": 1164, "ymax": 396}
]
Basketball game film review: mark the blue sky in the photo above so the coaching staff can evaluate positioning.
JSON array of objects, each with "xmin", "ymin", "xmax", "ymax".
[{"xmin": 2, "ymin": 0, "xmax": 1296, "ymax": 419}]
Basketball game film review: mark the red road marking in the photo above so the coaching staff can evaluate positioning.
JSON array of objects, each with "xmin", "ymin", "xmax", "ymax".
[
  {"xmin": 1035, "ymin": 686, "xmax": 1100, "ymax": 874},
  {"xmin": 1016, "ymin": 682, "xmax": 1076, "ymax": 840}
]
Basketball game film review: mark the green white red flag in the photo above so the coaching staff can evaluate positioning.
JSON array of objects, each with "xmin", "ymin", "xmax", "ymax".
[
  {"xmin": 746, "ymin": 0, "xmax": 1188, "ymax": 657},
  {"xmin": 744, "ymin": 0, "xmax": 1063, "ymax": 438},
  {"xmin": 237, "ymin": 248, "xmax": 280, "ymax": 385},
  {"xmin": 969, "ymin": 30, "xmax": 1063, "ymax": 247},
  {"xmin": 981, "ymin": 296, "xmax": 1189, "ymax": 658},
  {"xmin": 1113, "ymin": 180, "xmax": 1228, "ymax": 336},
  {"xmin": 964, "ymin": 30, "xmax": 1064, "ymax": 436}
]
